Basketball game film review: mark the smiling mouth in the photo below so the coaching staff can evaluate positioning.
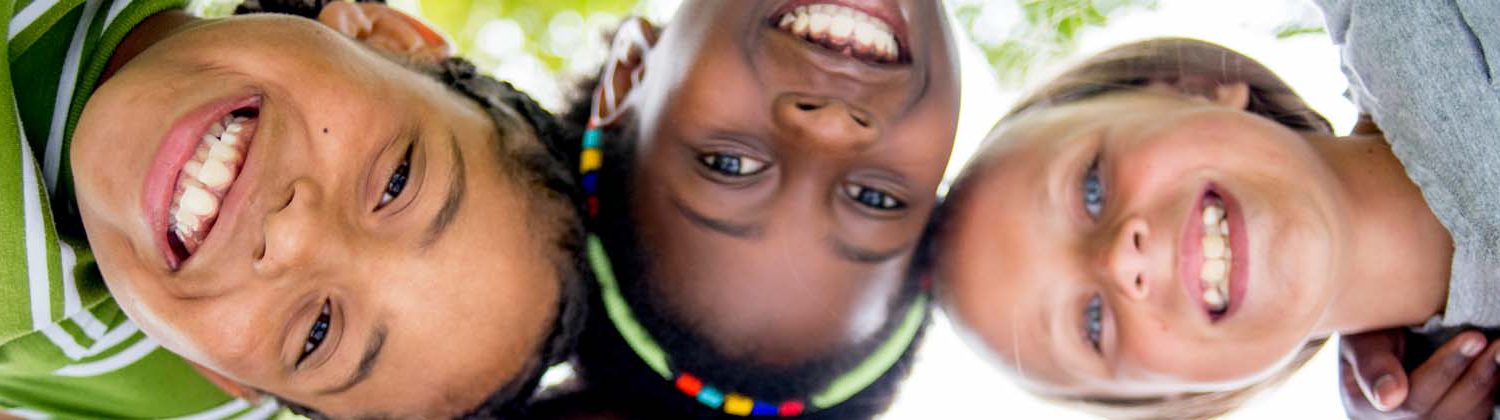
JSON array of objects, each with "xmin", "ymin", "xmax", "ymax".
[
  {"xmin": 165, "ymin": 106, "xmax": 259, "ymax": 263},
  {"xmin": 772, "ymin": 3, "xmax": 908, "ymax": 64},
  {"xmin": 1197, "ymin": 192, "xmax": 1233, "ymax": 317}
]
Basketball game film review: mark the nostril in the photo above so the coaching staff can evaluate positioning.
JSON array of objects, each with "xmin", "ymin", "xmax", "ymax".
[
  {"xmin": 851, "ymin": 114, "xmax": 870, "ymax": 128},
  {"xmin": 1135, "ymin": 275, "xmax": 1144, "ymax": 289},
  {"xmin": 254, "ymin": 243, "xmax": 266, "ymax": 261},
  {"xmin": 795, "ymin": 101, "xmax": 820, "ymax": 111},
  {"xmin": 1133, "ymin": 232, "xmax": 1143, "ymax": 250}
]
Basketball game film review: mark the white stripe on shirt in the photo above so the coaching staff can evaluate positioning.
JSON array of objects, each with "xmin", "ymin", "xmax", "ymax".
[
  {"xmin": 53, "ymin": 335, "xmax": 158, "ymax": 376},
  {"xmin": 102, "ymin": 0, "xmax": 133, "ymax": 30},
  {"xmin": 44, "ymin": 0, "xmax": 102, "ymax": 193},
  {"xmin": 163, "ymin": 399, "xmax": 250, "ymax": 420},
  {"xmin": 9, "ymin": 0, "xmax": 62, "ymax": 41}
]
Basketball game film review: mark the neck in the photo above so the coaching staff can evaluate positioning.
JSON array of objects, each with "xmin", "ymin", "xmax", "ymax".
[
  {"xmin": 101, "ymin": 10, "xmax": 199, "ymax": 82},
  {"xmin": 1313, "ymin": 132, "xmax": 1453, "ymax": 335}
]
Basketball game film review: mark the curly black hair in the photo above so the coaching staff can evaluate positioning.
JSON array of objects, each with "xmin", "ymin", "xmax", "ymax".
[{"xmin": 231, "ymin": 1, "xmax": 590, "ymax": 419}]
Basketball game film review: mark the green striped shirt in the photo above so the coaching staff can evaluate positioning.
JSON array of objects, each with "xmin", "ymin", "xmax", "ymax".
[{"xmin": 2, "ymin": 0, "xmax": 280, "ymax": 418}]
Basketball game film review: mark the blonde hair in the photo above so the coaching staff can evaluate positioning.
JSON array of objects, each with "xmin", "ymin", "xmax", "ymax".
[{"xmin": 946, "ymin": 38, "xmax": 1335, "ymax": 420}]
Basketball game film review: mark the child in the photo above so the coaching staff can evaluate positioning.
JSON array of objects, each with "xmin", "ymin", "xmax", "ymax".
[
  {"xmin": 542, "ymin": 0, "xmax": 960, "ymax": 417},
  {"xmin": 931, "ymin": 36, "xmax": 1480, "ymax": 419},
  {"xmin": 3, "ymin": 0, "xmax": 585, "ymax": 417}
]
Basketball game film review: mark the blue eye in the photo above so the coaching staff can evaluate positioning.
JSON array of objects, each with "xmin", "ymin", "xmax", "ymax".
[
  {"xmin": 699, "ymin": 153, "xmax": 768, "ymax": 176},
  {"xmin": 1083, "ymin": 158, "xmax": 1105, "ymax": 217},
  {"xmin": 1085, "ymin": 294, "xmax": 1103, "ymax": 353}
]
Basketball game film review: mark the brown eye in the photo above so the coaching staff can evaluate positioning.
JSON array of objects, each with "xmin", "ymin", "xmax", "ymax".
[
  {"xmin": 377, "ymin": 144, "xmax": 413, "ymax": 209},
  {"xmin": 699, "ymin": 153, "xmax": 768, "ymax": 176},
  {"xmin": 297, "ymin": 300, "xmax": 332, "ymax": 367},
  {"xmin": 842, "ymin": 183, "xmax": 905, "ymax": 210}
]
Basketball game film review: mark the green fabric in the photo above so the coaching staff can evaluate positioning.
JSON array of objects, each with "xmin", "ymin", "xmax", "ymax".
[{"xmin": 0, "ymin": 0, "xmax": 279, "ymax": 417}]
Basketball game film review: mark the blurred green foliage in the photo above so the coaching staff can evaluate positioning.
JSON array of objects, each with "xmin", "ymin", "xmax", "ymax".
[
  {"xmin": 953, "ymin": 0, "xmax": 1157, "ymax": 83},
  {"xmin": 416, "ymin": 0, "xmax": 638, "ymax": 72}
]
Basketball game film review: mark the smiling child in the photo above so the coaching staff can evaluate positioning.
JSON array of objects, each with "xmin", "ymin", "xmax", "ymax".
[
  {"xmin": 544, "ymin": 0, "xmax": 960, "ymax": 417},
  {"xmin": 3, "ymin": 0, "xmax": 585, "ymax": 417}
]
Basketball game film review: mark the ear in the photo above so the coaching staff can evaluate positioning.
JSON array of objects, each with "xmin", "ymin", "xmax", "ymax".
[
  {"xmin": 318, "ymin": 2, "xmax": 450, "ymax": 64},
  {"xmin": 1145, "ymin": 75, "xmax": 1251, "ymax": 110},
  {"xmin": 590, "ymin": 17, "xmax": 659, "ymax": 128},
  {"xmin": 189, "ymin": 361, "xmax": 261, "ymax": 402}
]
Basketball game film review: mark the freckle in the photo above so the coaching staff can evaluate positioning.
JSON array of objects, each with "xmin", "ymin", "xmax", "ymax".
[{"xmin": 322, "ymin": 128, "xmax": 329, "ymax": 134}]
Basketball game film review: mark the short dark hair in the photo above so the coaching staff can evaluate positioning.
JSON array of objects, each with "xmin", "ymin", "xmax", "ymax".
[
  {"xmin": 233, "ymin": 2, "xmax": 590, "ymax": 418},
  {"xmin": 557, "ymin": 77, "xmax": 931, "ymax": 419}
]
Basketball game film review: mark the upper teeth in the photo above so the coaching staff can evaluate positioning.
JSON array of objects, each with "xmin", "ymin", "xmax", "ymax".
[
  {"xmin": 1200, "ymin": 198, "xmax": 1232, "ymax": 312},
  {"xmin": 170, "ymin": 113, "xmax": 254, "ymax": 254},
  {"xmin": 777, "ymin": 4, "xmax": 901, "ymax": 62}
]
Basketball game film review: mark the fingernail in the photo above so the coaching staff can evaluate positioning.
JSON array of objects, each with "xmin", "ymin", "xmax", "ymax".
[
  {"xmin": 1373, "ymin": 375, "xmax": 1397, "ymax": 410},
  {"xmin": 1462, "ymin": 338, "xmax": 1484, "ymax": 357}
]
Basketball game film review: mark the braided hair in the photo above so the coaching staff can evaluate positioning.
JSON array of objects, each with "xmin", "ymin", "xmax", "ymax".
[{"xmin": 231, "ymin": 1, "xmax": 589, "ymax": 418}]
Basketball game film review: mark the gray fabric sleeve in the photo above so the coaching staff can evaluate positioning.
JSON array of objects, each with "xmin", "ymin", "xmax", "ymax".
[{"xmin": 1314, "ymin": 0, "xmax": 1500, "ymax": 328}]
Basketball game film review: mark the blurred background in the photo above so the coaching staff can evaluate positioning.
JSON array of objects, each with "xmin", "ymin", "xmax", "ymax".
[{"xmin": 191, "ymin": 0, "xmax": 1355, "ymax": 418}]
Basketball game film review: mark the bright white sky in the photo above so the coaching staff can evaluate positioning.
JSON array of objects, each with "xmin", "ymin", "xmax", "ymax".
[{"xmin": 887, "ymin": 1, "xmax": 1351, "ymax": 418}]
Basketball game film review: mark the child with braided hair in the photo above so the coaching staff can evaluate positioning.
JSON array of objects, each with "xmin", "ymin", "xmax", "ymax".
[{"xmin": 3, "ymin": 0, "xmax": 587, "ymax": 418}]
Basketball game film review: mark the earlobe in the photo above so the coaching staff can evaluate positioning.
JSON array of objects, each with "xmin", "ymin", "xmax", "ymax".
[
  {"xmin": 318, "ymin": 2, "xmax": 450, "ymax": 63},
  {"xmin": 590, "ymin": 17, "xmax": 660, "ymax": 128},
  {"xmin": 188, "ymin": 362, "xmax": 261, "ymax": 402}
]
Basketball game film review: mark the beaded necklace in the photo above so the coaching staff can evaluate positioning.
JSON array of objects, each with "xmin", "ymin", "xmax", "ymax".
[{"xmin": 579, "ymin": 124, "xmax": 930, "ymax": 417}]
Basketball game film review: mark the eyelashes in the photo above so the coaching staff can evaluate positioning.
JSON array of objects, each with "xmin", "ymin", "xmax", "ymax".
[
  {"xmin": 1085, "ymin": 294, "xmax": 1103, "ymax": 353},
  {"xmin": 1082, "ymin": 155, "xmax": 1105, "ymax": 218},
  {"xmin": 377, "ymin": 143, "xmax": 414, "ymax": 209},
  {"xmin": 297, "ymin": 300, "xmax": 332, "ymax": 367},
  {"xmin": 843, "ymin": 183, "xmax": 905, "ymax": 210},
  {"xmin": 697, "ymin": 152, "xmax": 906, "ymax": 211}
]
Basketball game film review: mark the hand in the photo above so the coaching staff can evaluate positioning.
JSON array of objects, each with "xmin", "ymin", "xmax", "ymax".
[{"xmin": 1340, "ymin": 329, "xmax": 1499, "ymax": 419}]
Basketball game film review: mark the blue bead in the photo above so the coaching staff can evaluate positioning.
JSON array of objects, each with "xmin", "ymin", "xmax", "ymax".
[
  {"xmin": 697, "ymin": 387, "xmax": 724, "ymax": 409},
  {"xmin": 583, "ymin": 129, "xmax": 603, "ymax": 149},
  {"xmin": 750, "ymin": 401, "xmax": 778, "ymax": 416},
  {"xmin": 582, "ymin": 172, "xmax": 599, "ymax": 193}
]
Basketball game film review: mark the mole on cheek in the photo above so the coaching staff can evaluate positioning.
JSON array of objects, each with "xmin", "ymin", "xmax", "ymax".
[{"xmin": 322, "ymin": 128, "xmax": 329, "ymax": 134}]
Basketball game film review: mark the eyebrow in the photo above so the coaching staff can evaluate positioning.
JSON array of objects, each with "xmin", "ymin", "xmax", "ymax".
[
  {"xmin": 318, "ymin": 325, "xmax": 387, "ymax": 396},
  {"xmin": 830, "ymin": 237, "xmax": 908, "ymax": 265},
  {"xmin": 421, "ymin": 129, "xmax": 467, "ymax": 249},
  {"xmin": 671, "ymin": 198, "xmax": 764, "ymax": 239}
]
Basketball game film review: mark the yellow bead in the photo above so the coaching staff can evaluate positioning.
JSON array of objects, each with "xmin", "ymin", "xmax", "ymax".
[
  {"xmin": 580, "ymin": 149, "xmax": 603, "ymax": 172},
  {"xmin": 723, "ymin": 394, "xmax": 753, "ymax": 416}
]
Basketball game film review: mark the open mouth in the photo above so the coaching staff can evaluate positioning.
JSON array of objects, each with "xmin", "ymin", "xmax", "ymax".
[
  {"xmin": 770, "ymin": 1, "xmax": 909, "ymax": 65},
  {"xmin": 162, "ymin": 104, "xmax": 259, "ymax": 266},
  {"xmin": 1197, "ymin": 192, "xmax": 1233, "ymax": 317}
]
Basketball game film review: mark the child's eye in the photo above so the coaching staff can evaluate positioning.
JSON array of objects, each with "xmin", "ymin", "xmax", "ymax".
[
  {"xmin": 377, "ymin": 144, "xmax": 414, "ymax": 209},
  {"xmin": 843, "ymin": 183, "xmax": 906, "ymax": 211},
  {"xmin": 1083, "ymin": 156, "xmax": 1105, "ymax": 218},
  {"xmin": 699, "ymin": 153, "xmax": 768, "ymax": 176},
  {"xmin": 297, "ymin": 300, "xmax": 333, "ymax": 367},
  {"xmin": 1085, "ymin": 293, "xmax": 1104, "ymax": 353}
]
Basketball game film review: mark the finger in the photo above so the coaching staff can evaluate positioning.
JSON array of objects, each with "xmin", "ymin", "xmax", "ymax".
[
  {"xmin": 1340, "ymin": 353, "xmax": 1386, "ymax": 417},
  {"xmin": 1341, "ymin": 332, "xmax": 1409, "ymax": 411},
  {"xmin": 1404, "ymin": 331, "xmax": 1487, "ymax": 414},
  {"xmin": 1427, "ymin": 339, "xmax": 1500, "ymax": 420}
]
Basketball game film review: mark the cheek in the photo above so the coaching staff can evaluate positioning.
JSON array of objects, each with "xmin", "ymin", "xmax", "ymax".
[{"xmin": 1117, "ymin": 314, "xmax": 1306, "ymax": 389}]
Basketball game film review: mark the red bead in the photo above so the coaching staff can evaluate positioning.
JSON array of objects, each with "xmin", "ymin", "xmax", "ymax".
[
  {"xmin": 778, "ymin": 401, "xmax": 804, "ymax": 417},
  {"xmin": 675, "ymin": 373, "xmax": 703, "ymax": 395},
  {"xmin": 587, "ymin": 197, "xmax": 600, "ymax": 217}
]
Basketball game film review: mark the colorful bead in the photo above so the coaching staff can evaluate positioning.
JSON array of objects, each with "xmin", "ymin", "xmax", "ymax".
[
  {"xmin": 581, "ymin": 148, "xmax": 603, "ymax": 172},
  {"xmin": 778, "ymin": 401, "xmax": 804, "ymax": 417},
  {"xmin": 587, "ymin": 197, "xmax": 600, "ymax": 218},
  {"xmin": 723, "ymin": 394, "xmax": 753, "ymax": 416},
  {"xmin": 751, "ymin": 401, "xmax": 779, "ymax": 416},
  {"xmin": 697, "ymin": 386, "xmax": 725, "ymax": 409},
  {"xmin": 583, "ymin": 128, "xmax": 602, "ymax": 148},
  {"xmin": 581, "ymin": 172, "xmax": 600, "ymax": 194},
  {"xmin": 675, "ymin": 373, "xmax": 703, "ymax": 396}
]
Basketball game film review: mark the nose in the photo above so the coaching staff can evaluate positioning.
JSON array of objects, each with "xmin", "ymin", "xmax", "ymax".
[
  {"xmin": 774, "ymin": 94, "xmax": 878, "ymax": 153},
  {"xmin": 254, "ymin": 179, "xmax": 333, "ymax": 278},
  {"xmin": 1101, "ymin": 217, "xmax": 1151, "ymax": 300}
]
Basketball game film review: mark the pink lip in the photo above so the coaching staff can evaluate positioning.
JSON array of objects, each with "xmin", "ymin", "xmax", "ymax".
[
  {"xmin": 143, "ymin": 94, "xmax": 260, "ymax": 270},
  {"xmin": 1177, "ymin": 185, "xmax": 1250, "ymax": 323},
  {"xmin": 770, "ymin": 0, "xmax": 912, "ymax": 60}
]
